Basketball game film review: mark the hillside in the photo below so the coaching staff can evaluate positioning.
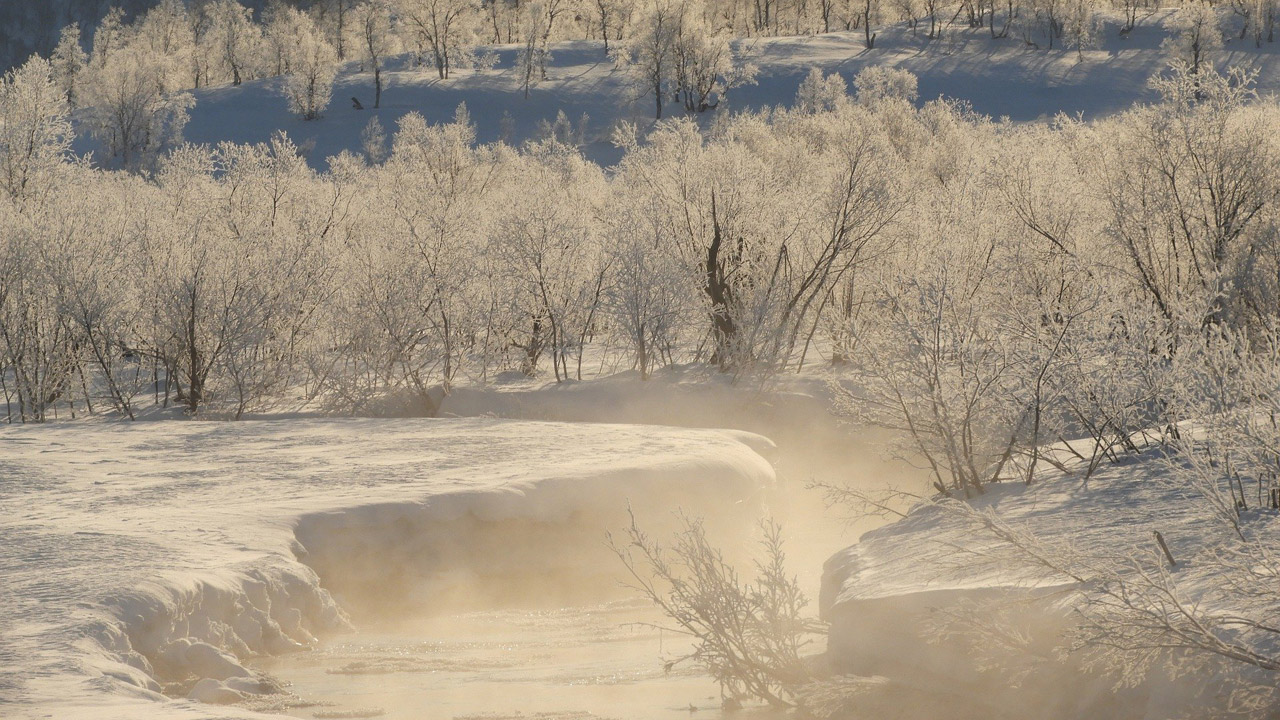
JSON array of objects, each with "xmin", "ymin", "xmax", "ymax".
[
  {"xmin": 0, "ymin": 0, "xmax": 286, "ymax": 75},
  {"xmin": 68, "ymin": 11, "xmax": 1280, "ymax": 170}
]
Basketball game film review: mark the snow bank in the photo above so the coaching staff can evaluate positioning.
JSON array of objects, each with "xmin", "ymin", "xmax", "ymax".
[
  {"xmin": 819, "ymin": 448, "xmax": 1279, "ymax": 719},
  {"xmin": 438, "ymin": 369, "xmax": 833, "ymax": 455},
  {"xmin": 0, "ymin": 417, "xmax": 774, "ymax": 719}
]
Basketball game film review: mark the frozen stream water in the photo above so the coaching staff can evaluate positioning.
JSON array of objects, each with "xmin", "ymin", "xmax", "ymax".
[
  {"xmin": 258, "ymin": 599, "xmax": 794, "ymax": 720},
  {"xmin": 252, "ymin": 418, "xmax": 900, "ymax": 720}
]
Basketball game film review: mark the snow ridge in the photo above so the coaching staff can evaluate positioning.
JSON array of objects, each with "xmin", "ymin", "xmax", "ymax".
[{"xmin": 1, "ymin": 418, "xmax": 775, "ymax": 719}]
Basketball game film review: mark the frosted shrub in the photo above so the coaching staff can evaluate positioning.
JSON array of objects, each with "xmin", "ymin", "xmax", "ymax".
[
  {"xmin": 794, "ymin": 68, "xmax": 848, "ymax": 114},
  {"xmin": 852, "ymin": 65, "xmax": 918, "ymax": 104},
  {"xmin": 361, "ymin": 117, "xmax": 390, "ymax": 164},
  {"xmin": 611, "ymin": 513, "xmax": 823, "ymax": 708}
]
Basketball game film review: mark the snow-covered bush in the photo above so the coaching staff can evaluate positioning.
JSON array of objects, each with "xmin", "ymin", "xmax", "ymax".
[
  {"xmin": 795, "ymin": 68, "xmax": 848, "ymax": 114},
  {"xmin": 852, "ymin": 65, "xmax": 918, "ymax": 104},
  {"xmin": 361, "ymin": 116, "xmax": 390, "ymax": 163}
]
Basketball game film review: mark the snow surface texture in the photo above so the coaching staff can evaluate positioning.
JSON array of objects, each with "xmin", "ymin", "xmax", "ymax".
[
  {"xmin": 819, "ymin": 445, "xmax": 1280, "ymax": 719},
  {"xmin": 0, "ymin": 418, "xmax": 775, "ymax": 719},
  {"xmin": 71, "ymin": 11, "xmax": 1280, "ymax": 171}
]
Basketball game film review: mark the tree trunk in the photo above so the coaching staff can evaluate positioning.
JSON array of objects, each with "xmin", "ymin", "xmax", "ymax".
[{"xmin": 705, "ymin": 192, "xmax": 737, "ymax": 368}]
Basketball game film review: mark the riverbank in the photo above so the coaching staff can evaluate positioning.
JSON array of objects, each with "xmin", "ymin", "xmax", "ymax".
[{"xmin": 0, "ymin": 418, "xmax": 774, "ymax": 719}]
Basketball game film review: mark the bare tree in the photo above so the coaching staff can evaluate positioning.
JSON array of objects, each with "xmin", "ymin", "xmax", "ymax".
[{"xmin": 611, "ymin": 511, "xmax": 824, "ymax": 708}]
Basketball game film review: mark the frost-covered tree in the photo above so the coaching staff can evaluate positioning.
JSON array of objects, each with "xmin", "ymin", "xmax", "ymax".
[
  {"xmin": 90, "ymin": 7, "xmax": 130, "ymax": 70},
  {"xmin": 1239, "ymin": 0, "xmax": 1278, "ymax": 47},
  {"xmin": 858, "ymin": 0, "xmax": 881, "ymax": 46},
  {"xmin": 494, "ymin": 143, "xmax": 608, "ymax": 380},
  {"xmin": 515, "ymin": 1, "xmax": 552, "ymax": 98},
  {"xmin": 1164, "ymin": 0, "xmax": 1223, "ymax": 75},
  {"xmin": 263, "ymin": 3, "xmax": 310, "ymax": 76},
  {"xmin": 1061, "ymin": 0, "xmax": 1101, "ymax": 57},
  {"xmin": 135, "ymin": 0, "xmax": 196, "ymax": 89},
  {"xmin": 591, "ymin": 0, "xmax": 631, "ymax": 53},
  {"xmin": 50, "ymin": 24, "xmax": 87, "ymax": 107},
  {"xmin": 43, "ymin": 175, "xmax": 149, "ymax": 419},
  {"xmin": 355, "ymin": 0, "xmax": 395, "ymax": 108},
  {"xmin": 1087, "ymin": 67, "xmax": 1280, "ymax": 333},
  {"xmin": 604, "ymin": 186, "xmax": 695, "ymax": 379},
  {"xmin": 0, "ymin": 206, "xmax": 81, "ymax": 423},
  {"xmin": 393, "ymin": 0, "xmax": 480, "ymax": 79},
  {"xmin": 795, "ymin": 68, "xmax": 849, "ymax": 114},
  {"xmin": 0, "ymin": 57, "xmax": 72, "ymax": 200},
  {"xmin": 671, "ymin": 2, "xmax": 749, "ymax": 113},
  {"xmin": 136, "ymin": 135, "xmax": 334, "ymax": 417},
  {"xmin": 320, "ymin": 106, "xmax": 501, "ymax": 413},
  {"xmin": 282, "ymin": 15, "xmax": 339, "ymax": 120},
  {"xmin": 613, "ymin": 0, "xmax": 679, "ymax": 118},
  {"xmin": 82, "ymin": 46, "xmax": 194, "ymax": 171},
  {"xmin": 314, "ymin": 0, "xmax": 360, "ymax": 59},
  {"xmin": 204, "ymin": 0, "xmax": 261, "ymax": 86}
]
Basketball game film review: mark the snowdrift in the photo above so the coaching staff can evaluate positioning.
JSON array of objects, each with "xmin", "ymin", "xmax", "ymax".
[
  {"xmin": 0, "ymin": 417, "xmax": 775, "ymax": 719},
  {"xmin": 819, "ymin": 448, "xmax": 1280, "ymax": 719}
]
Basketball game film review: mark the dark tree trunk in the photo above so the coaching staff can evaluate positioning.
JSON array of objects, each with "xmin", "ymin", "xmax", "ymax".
[{"xmin": 705, "ymin": 192, "xmax": 737, "ymax": 368}]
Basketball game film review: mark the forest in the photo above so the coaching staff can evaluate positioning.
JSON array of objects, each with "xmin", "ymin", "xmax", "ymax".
[{"xmin": 4, "ymin": 21, "xmax": 1280, "ymax": 474}]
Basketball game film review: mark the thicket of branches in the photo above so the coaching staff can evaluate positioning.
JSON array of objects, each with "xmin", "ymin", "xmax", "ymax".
[
  {"xmin": 6, "ymin": 54, "xmax": 1280, "ymax": 442},
  {"xmin": 805, "ymin": 63, "xmax": 1280, "ymax": 707},
  {"xmin": 610, "ymin": 512, "xmax": 824, "ymax": 708}
]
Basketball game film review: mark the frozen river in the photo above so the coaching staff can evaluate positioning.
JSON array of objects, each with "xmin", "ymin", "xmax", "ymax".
[{"xmin": 260, "ymin": 599, "xmax": 793, "ymax": 720}]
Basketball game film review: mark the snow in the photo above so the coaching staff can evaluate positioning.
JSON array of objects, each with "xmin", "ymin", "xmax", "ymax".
[
  {"xmin": 71, "ymin": 11, "xmax": 1280, "ymax": 172},
  {"xmin": 0, "ymin": 417, "xmax": 775, "ymax": 719},
  {"xmin": 819, "ymin": 443, "xmax": 1280, "ymax": 718}
]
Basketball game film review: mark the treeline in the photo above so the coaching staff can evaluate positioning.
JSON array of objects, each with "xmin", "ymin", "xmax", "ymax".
[
  {"xmin": 34, "ymin": 0, "xmax": 1280, "ymax": 167},
  {"xmin": 5, "ymin": 55, "xmax": 1280, "ymax": 500}
]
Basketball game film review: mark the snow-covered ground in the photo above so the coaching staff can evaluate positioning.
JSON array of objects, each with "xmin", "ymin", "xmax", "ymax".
[
  {"xmin": 69, "ymin": 11, "xmax": 1280, "ymax": 171},
  {"xmin": 820, "ymin": 442, "xmax": 1280, "ymax": 719},
  {"xmin": 0, "ymin": 418, "xmax": 775, "ymax": 719}
]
